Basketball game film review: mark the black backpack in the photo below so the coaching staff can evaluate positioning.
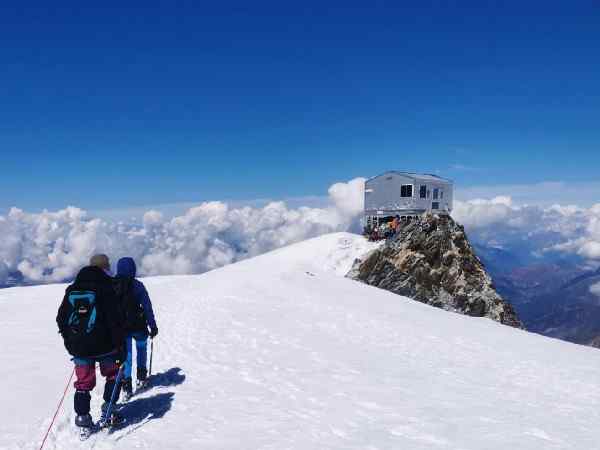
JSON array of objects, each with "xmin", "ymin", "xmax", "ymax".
[
  {"xmin": 113, "ymin": 276, "xmax": 147, "ymax": 332},
  {"xmin": 58, "ymin": 287, "xmax": 106, "ymax": 357}
]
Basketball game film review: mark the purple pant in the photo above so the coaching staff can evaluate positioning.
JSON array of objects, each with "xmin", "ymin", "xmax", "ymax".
[{"xmin": 74, "ymin": 357, "xmax": 119, "ymax": 391}]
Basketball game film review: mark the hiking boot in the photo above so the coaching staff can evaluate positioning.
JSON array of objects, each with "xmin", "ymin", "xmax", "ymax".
[
  {"xmin": 121, "ymin": 377, "xmax": 133, "ymax": 401},
  {"xmin": 137, "ymin": 367, "xmax": 147, "ymax": 382},
  {"xmin": 122, "ymin": 377, "xmax": 133, "ymax": 396},
  {"xmin": 136, "ymin": 379, "xmax": 148, "ymax": 391},
  {"xmin": 75, "ymin": 414, "xmax": 94, "ymax": 429},
  {"xmin": 100, "ymin": 402, "xmax": 124, "ymax": 426}
]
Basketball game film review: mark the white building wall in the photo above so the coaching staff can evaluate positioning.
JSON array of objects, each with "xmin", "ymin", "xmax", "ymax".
[
  {"xmin": 365, "ymin": 173, "xmax": 419, "ymax": 213},
  {"xmin": 365, "ymin": 172, "xmax": 453, "ymax": 216}
]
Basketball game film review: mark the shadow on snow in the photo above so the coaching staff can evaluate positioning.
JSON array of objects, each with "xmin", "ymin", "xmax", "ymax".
[
  {"xmin": 146, "ymin": 367, "xmax": 186, "ymax": 389},
  {"xmin": 113, "ymin": 367, "xmax": 186, "ymax": 439},
  {"xmin": 113, "ymin": 392, "xmax": 175, "ymax": 438}
]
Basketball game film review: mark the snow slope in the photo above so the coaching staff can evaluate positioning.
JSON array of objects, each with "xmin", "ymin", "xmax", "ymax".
[{"xmin": 2, "ymin": 232, "xmax": 600, "ymax": 449}]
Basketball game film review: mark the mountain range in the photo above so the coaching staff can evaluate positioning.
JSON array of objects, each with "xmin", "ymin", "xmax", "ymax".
[{"xmin": 474, "ymin": 243, "xmax": 600, "ymax": 347}]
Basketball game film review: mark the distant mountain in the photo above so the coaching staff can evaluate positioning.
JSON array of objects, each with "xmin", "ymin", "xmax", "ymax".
[
  {"xmin": 522, "ymin": 269, "xmax": 600, "ymax": 346},
  {"xmin": 4, "ymin": 272, "xmax": 25, "ymax": 288},
  {"xmin": 494, "ymin": 263, "xmax": 585, "ymax": 307},
  {"xmin": 472, "ymin": 244, "xmax": 524, "ymax": 275},
  {"xmin": 473, "ymin": 241, "xmax": 600, "ymax": 347},
  {"xmin": 0, "ymin": 272, "xmax": 24, "ymax": 289}
]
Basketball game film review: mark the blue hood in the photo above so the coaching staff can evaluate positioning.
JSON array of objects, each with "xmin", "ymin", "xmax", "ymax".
[{"xmin": 117, "ymin": 257, "xmax": 137, "ymax": 278}]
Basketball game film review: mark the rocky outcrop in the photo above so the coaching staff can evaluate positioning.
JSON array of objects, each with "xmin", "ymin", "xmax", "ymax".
[{"xmin": 347, "ymin": 214, "xmax": 522, "ymax": 328}]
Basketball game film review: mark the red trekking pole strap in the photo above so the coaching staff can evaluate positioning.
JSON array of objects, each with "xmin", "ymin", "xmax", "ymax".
[{"xmin": 39, "ymin": 367, "xmax": 75, "ymax": 450}]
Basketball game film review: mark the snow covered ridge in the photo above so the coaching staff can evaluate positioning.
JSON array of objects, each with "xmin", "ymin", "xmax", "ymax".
[{"xmin": 3, "ymin": 233, "xmax": 600, "ymax": 449}]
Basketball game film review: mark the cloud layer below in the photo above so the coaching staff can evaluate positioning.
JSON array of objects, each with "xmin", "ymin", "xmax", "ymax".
[
  {"xmin": 453, "ymin": 196, "xmax": 600, "ymax": 262},
  {"xmin": 0, "ymin": 178, "xmax": 365, "ymax": 285},
  {"xmin": 1, "ymin": 177, "xmax": 599, "ymax": 286},
  {"xmin": 456, "ymin": 181, "xmax": 600, "ymax": 208}
]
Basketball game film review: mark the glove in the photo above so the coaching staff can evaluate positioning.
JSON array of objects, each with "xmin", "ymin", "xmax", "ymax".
[
  {"xmin": 115, "ymin": 346, "xmax": 126, "ymax": 365},
  {"xmin": 149, "ymin": 326, "xmax": 158, "ymax": 338}
]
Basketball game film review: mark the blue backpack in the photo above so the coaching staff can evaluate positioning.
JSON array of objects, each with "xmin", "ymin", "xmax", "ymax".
[{"xmin": 66, "ymin": 291, "xmax": 98, "ymax": 336}]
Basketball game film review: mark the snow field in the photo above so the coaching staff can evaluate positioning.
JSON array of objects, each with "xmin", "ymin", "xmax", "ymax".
[{"xmin": 1, "ymin": 233, "xmax": 600, "ymax": 449}]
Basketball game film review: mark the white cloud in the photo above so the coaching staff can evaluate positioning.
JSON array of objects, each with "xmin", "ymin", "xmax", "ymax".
[
  {"xmin": 456, "ymin": 181, "xmax": 600, "ymax": 208},
  {"xmin": 0, "ymin": 178, "xmax": 365, "ymax": 284},
  {"xmin": 541, "ymin": 204, "xmax": 600, "ymax": 260},
  {"xmin": 328, "ymin": 177, "xmax": 365, "ymax": 217},
  {"xmin": 453, "ymin": 196, "xmax": 517, "ymax": 229},
  {"xmin": 2, "ymin": 175, "xmax": 600, "ymax": 286},
  {"xmin": 590, "ymin": 283, "xmax": 600, "ymax": 298},
  {"xmin": 579, "ymin": 242, "xmax": 600, "ymax": 260},
  {"xmin": 142, "ymin": 210, "xmax": 164, "ymax": 228},
  {"xmin": 449, "ymin": 163, "xmax": 479, "ymax": 172},
  {"xmin": 453, "ymin": 197, "xmax": 600, "ymax": 261}
]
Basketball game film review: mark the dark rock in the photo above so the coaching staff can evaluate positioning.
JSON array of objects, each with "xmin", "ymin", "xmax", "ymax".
[{"xmin": 347, "ymin": 213, "xmax": 523, "ymax": 328}]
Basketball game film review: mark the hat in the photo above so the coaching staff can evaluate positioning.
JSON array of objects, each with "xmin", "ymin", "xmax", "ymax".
[{"xmin": 89, "ymin": 254, "xmax": 110, "ymax": 270}]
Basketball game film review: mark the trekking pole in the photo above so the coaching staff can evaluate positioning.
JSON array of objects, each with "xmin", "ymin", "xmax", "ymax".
[
  {"xmin": 149, "ymin": 339, "xmax": 154, "ymax": 376},
  {"xmin": 39, "ymin": 367, "xmax": 75, "ymax": 450},
  {"xmin": 101, "ymin": 364, "xmax": 125, "ymax": 428}
]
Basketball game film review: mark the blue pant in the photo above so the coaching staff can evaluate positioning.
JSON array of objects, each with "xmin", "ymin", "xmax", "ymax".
[{"xmin": 124, "ymin": 332, "xmax": 148, "ymax": 379}]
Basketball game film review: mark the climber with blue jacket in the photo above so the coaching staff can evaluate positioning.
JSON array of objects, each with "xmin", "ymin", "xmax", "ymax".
[{"xmin": 113, "ymin": 257, "xmax": 158, "ymax": 398}]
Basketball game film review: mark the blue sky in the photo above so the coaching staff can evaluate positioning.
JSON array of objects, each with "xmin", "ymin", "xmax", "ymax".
[{"xmin": 1, "ymin": 2, "xmax": 599, "ymax": 212}]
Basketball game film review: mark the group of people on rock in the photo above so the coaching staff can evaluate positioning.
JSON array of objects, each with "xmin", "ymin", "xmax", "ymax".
[
  {"xmin": 364, "ymin": 215, "xmax": 404, "ymax": 241},
  {"xmin": 56, "ymin": 254, "xmax": 159, "ymax": 430}
]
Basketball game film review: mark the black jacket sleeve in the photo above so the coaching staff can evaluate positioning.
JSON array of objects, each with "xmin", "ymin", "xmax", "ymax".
[
  {"xmin": 100, "ymin": 284, "xmax": 126, "ymax": 350},
  {"xmin": 56, "ymin": 288, "xmax": 71, "ymax": 336}
]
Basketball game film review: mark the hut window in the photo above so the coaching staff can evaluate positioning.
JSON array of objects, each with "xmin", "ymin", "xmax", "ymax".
[
  {"xmin": 433, "ymin": 188, "xmax": 439, "ymax": 200},
  {"xmin": 401, "ymin": 185, "xmax": 413, "ymax": 198},
  {"xmin": 432, "ymin": 202, "xmax": 440, "ymax": 210},
  {"xmin": 420, "ymin": 185, "xmax": 427, "ymax": 199}
]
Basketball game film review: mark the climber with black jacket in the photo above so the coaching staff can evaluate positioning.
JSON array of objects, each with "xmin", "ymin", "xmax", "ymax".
[
  {"xmin": 56, "ymin": 254, "xmax": 126, "ymax": 431},
  {"xmin": 113, "ymin": 257, "xmax": 158, "ymax": 398}
]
